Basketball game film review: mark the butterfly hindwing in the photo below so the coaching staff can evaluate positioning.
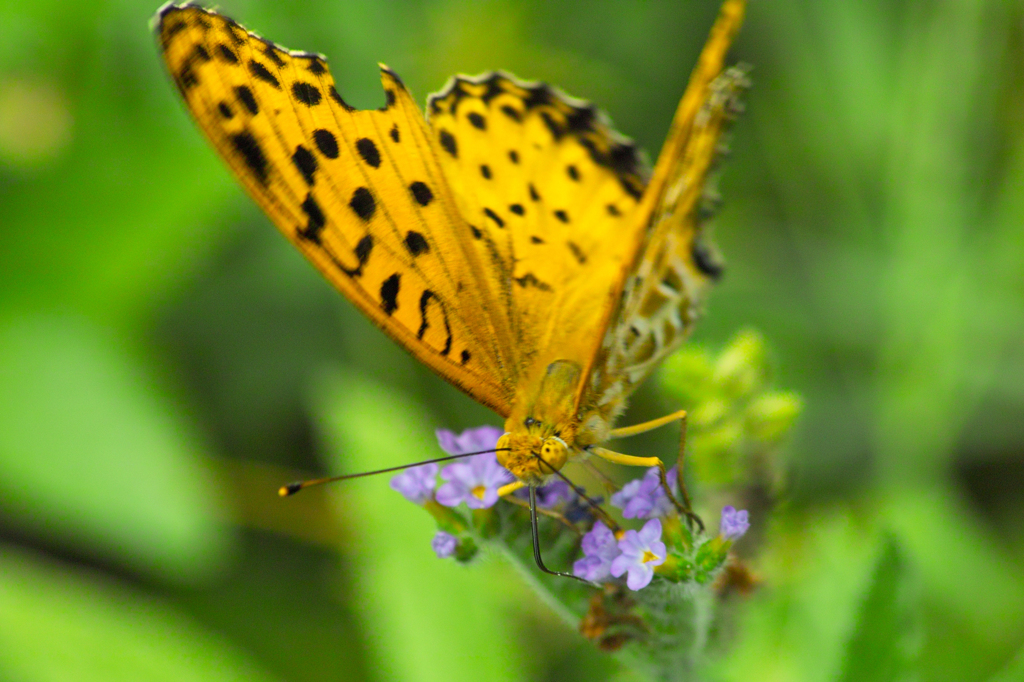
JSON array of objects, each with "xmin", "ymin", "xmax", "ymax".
[
  {"xmin": 156, "ymin": 3, "xmax": 516, "ymax": 415},
  {"xmin": 585, "ymin": 0, "xmax": 747, "ymax": 407}
]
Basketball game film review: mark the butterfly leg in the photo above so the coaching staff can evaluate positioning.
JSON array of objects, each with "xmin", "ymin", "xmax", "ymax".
[
  {"xmin": 503, "ymin": 493, "xmax": 582, "ymax": 535},
  {"xmin": 595, "ymin": 411, "xmax": 704, "ymax": 531},
  {"xmin": 498, "ymin": 481, "xmax": 526, "ymax": 497}
]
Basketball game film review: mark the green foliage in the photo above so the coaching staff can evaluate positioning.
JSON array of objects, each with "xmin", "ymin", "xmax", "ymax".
[
  {"xmin": 0, "ymin": 0, "xmax": 1022, "ymax": 680},
  {"xmin": 837, "ymin": 535, "xmax": 921, "ymax": 682}
]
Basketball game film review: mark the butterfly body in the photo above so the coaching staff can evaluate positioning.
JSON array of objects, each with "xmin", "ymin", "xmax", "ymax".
[{"xmin": 155, "ymin": 0, "xmax": 746, "ymax": 487}]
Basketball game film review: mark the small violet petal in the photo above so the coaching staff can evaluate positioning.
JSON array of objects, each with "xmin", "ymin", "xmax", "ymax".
[
  {"xmin": 720, "ymin": 505, "xmax": 750, "ymax": 540},
  {"xmin": 431, "ymin": 531, "xmax": 458, "ymax": 558},
  {"xmin": 389, "ymin": 462, "xmax": 438, "ymax": 504}
]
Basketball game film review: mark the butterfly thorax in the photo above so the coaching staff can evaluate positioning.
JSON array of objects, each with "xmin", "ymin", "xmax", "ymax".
[{"xmin": 496, "ymin": 359, "xmax": 613, "ymax": 484}]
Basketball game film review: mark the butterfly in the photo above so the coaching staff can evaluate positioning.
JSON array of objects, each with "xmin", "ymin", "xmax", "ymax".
[{"xmin": 155, "ymin": 0, "xmax": 747, "ymax": 570}]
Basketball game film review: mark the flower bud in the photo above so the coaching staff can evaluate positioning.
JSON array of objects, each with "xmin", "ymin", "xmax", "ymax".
[
  {"xmin": 712, "ymin": 329, "xmax": 768, "ymax": 399},
  {"xmin": 746, "ymin": 391, "xmax": 802, "ymax": 444}
]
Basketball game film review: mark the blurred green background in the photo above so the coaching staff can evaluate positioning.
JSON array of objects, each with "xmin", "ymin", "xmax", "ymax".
[{"xmin": 1, "ymin": 1, "xmax": 1022, "ymax": 680}]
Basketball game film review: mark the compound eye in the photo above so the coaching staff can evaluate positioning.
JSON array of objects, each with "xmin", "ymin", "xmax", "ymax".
[{"xmin": 539, "ymin": 437, "xmax": 569, "ymax": 471}]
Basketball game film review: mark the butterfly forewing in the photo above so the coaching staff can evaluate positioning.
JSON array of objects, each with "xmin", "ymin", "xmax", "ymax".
[
  {"xmin": 156, "ymin": 4, "xmax": 515, "ymax": 415},
  {"xmin": 426, "ymin": 73, "xmax": 651, "ymax": 387}
]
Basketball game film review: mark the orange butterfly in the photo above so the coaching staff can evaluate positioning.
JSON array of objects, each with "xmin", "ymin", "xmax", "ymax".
[{"xmin": 155, "ymin": 0, "xmax": 747, "ymax": 573}]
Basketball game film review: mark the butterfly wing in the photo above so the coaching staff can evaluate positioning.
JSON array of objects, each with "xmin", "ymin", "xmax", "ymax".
[
  {"xmin": 577, "ymin": 0, "xmax": 747, "ymax": 411},
  {"xmin": 425, "ymin": 72, "xmax": 651, "ymax": 395},
  {"xmin": 155, "ymin": 4, "xmax": 517, "ymax": 415}
]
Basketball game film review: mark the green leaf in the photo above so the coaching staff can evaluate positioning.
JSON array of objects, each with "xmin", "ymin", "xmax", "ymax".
[
  {"xmin": 0, "ymin": 546, "xmax": 279, "ymax": 682},
  {"xmin": 0, "ymin": 315, "xmax": 231, "ymax": 583},
  {"xmin": 311, "ymin": 367, "xmax": 529, "ymax": 682},
  {"xmin": 837, "ymin": 534, "xmax": 921, "ymax": 682},
  {"xmin": 986, "ymin": 645, "xmax": 1024, "ymax": 682}
]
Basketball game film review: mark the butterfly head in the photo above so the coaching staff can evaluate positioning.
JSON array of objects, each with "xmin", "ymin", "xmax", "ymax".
[{"xmin": 495, "ymin": 422, "xmax": 573, "ymax": 485}]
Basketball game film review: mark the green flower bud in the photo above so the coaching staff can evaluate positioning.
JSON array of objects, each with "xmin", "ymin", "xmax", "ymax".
[
  {"xmin": 660, "ymin": 347, "xmax": 713, "ymax": 400},
  {"xmin": 713, "ymin": 329, "xmax": 769, "ymax": 399},
  {"xmin": 691, "ymin": 421, "xmax": 744, "ymax": 485},
  {"xmin": 746, "ymin": 391, "xmax": 802, "ymax": 444}
]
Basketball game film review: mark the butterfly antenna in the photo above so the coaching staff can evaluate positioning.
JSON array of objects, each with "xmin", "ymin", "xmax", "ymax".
[
  {"xmin": 279, "ymin": 448, "xmax": 509, "ymax": 496},
  {"xmin": 527, "ymin": 486, "xmax": 595, "ymax": 584}
]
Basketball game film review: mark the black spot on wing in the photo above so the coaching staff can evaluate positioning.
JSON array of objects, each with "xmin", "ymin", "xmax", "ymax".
[
  {"xmin": 292, "ymin": 81, "xmax": 322, "ymax": 106},
  {"xmin": 226, "ymin": 22, "xmax": 246, "ymax": 46},
  {"xmin": 404, "ymin": 231, "xmax": 429, "ymax": 256},
  {"xmin": 529, "ymin": 184, "xmax": 540, "ymax": 201},
  {"xmin": 417, "ymin": 290, "xmax": 452, "ymax": 355},
  {"xmin": 606, "ymin": 203, "xmax": 621, "ymax": 217},
  {"xmin": 349, "ymin": 187, "xmax": 376, "ymax": 221},
  {"xmin": 383, "ymin": 89, "xmax": 396, "ymax": 109},
  {"xmin": 230, "ymin": 131, "xmax": 269, "ymax": 185},
  {"xmin": 248, "ymin": 60, "xmax": 280, "ymax": 88},
  {"xmin": 218, "ymin": 101, "xmax": 233, "ymax": 119},
  {"xmin": 235, "ymin": 85, "xmax": 258, "ymax": 115},
  {"xmin": 341, "ymin": 234, "xmax": 374, "ymax": 277},
  {"xmin": 513, "ymin": 273, "xmax": 552, "ymax": 291},
  {"xmin": 380, "ymin": 274, "xmax": 400, "ymax": 315},
  {"xmin": 390, "ymin": 125, "xmax": 400, "ymax": 142},
  {"xmin": 691, "ymin": 238, "xmax": 724, "ymax": 280},
  {"xmin": 192, "ymin": 44, "xmax": 211, "ymax": 63},
  {"xmin": 292, "ymin": 145, "xmax": 317, "ymax": 185},
  {"xmin": 553, "ymin": 209, "xmax": 569, "ymax": 223},
  {"xmin": 480, "ymin": 164, "xmax": 491, "ymax": 180},
  {"xmin": 262, "ymin": 41, "xmax": 286, "ymax": 67},
  {"xmin": 567, "ymin": 164, "xmax": 580, "ymax": 181},
  {"xmin": 484, "ymin": 208, "xmax": 504, "ymax": 228},
  {"xmin": 540, "ymin": 111, "xmax": 563, "ymax": 141},
  {"xmin": 298, "ymin": 193, "xmax": 326, "ymax": 243},
  {"xmin": 439, "ymin": 130, "xmax": 457, "ymax": 158},
  {"xmin": 509, "ymin": 204, "xmax": 524, "ymax": 216},
  {"xmin": 164, "ymin": 20, "xmax": 186, "ymax": 41},
  {"xmin": 356, "ymin": 138, "xmax": 381, "ymax": 168},
  {"xmin": 460, "ymin": 349, "xmax": 470, "ymax": 364},
  {"xmin": 307, "ymin": 58, "xmax": 326, "ymax": 75},
  {"xmin": 467, "ymin": 112, "xmax": 486, "ymax": 130},
  {"xmin": 216, "ymin": 44, "xmax": 238, "ymax": 64},
  {"xmin": 620, "ymin": 177, "xmax": 643, "ymax": 201},
  {"xmin": 469, "ymin": 225, "xmax": 483, "ymax": 239},
  {"xmin": 409, "ymin": 181, "xmax": 433, "ymax": 206},
  {"xmin": 530, "ymin": 235, "xmax": 544, "ymax": 244},
  {"xmin": 501, "ymin": 105, "xmax": 522, "ymax": 122},
  {"xmin": 567, "ymin": 241, "xmax": 587, "ymax": 264},
  {"xmin": 313, "ymin": 129, "xmax": 339, "ymax": 158},
  {"xmin": 508, "ymin": 149, "xmax": 519, "ymax": 164},
  {"xmin": 177, "ymin": 64, "xmax": 198, "ymax": 90}
]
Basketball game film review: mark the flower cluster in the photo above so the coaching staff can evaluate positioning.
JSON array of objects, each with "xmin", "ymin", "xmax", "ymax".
[
  {"xmin": 574, "ymin": 518, "xmax": 668, "ymax": 590},
  {"xmin": 376, "ymin": 328, "xmax": 796, "ymax": 671},
  {"xmin": 571, "ymin": 503, "xmax": 750, "ymax": 591},
  {"xmin": 390, "ymin": 426, "xmax": 752, "ymax": 594},
  {"xmin": 609, "ymin": 465, "xmax": 679, "ymax": 519}
]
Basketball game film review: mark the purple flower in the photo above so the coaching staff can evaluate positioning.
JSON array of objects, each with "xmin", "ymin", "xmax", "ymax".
[
  {"xmin": 431, "ymin": 531, "xmax": 458, "ymax": 558},
  {"xmin": 573, "ymin": 521, "xmax": 620, "ymax": 582},
  {"xmin": 436, "ymin": 425, "xmax": 503, "ymax": 455},
  {"xmin": 436, "ymin": 452, "xmax": 513, "ymax": 509},
  {"xmin": 513, "ymin": 479, "xmax": 575, "ymax": 507},
  {"xmin": 610, "ymin": 518, "xmax": 667, "ymax": 591},
  {"xmin": 610, "ymin": 466, "xmax": 679, "ymax": 519},
  {"xmin": 720, "ymin": 506, "xmax": 750, "ymax": 540},
  {"xmin": 389, "ymin": 463, "xmax": 438, "ymax": 504}
]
